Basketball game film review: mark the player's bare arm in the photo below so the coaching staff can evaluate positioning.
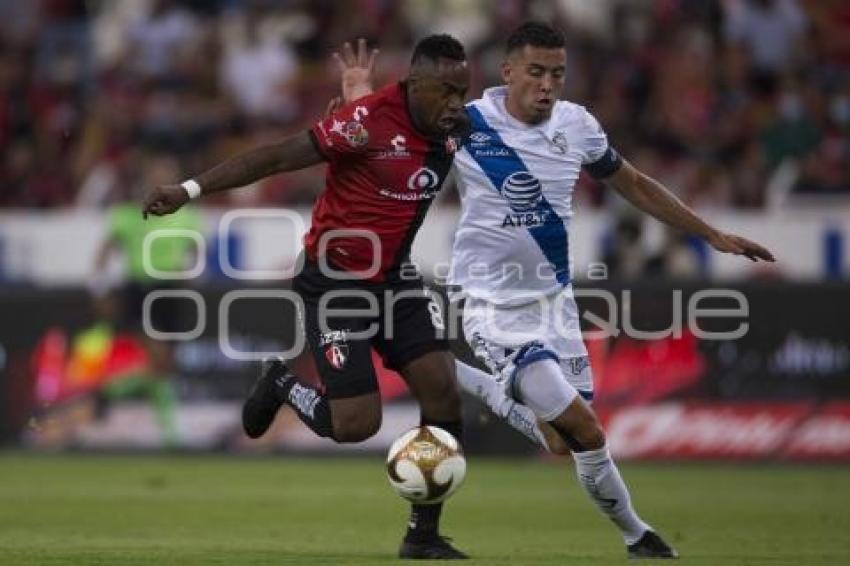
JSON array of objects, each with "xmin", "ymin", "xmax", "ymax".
[
  {"xmin": 605, "ymin": 160, "xmax": 776, "ymax": 262},
  {"xmin": 142, "ymin": 131, "xmax": 323, "ymax": 218}
]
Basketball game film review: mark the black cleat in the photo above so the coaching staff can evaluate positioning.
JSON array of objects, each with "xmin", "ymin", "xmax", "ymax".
[
  {"xmin": 399, "ymin": 536, "xmax": 469, "ymax": 560},
  {"xmin": 241, "ymin": 358, "xmax": 292, "ymax": 439},
  {"xmin": 627, "ymin": 530, "xmax": 679, "ymax": 559}
]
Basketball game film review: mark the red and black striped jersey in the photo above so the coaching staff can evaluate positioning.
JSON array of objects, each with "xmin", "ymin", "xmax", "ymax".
[{"xmin": 306, "ymin": 82, "xmax": 461, "ymax": 282}]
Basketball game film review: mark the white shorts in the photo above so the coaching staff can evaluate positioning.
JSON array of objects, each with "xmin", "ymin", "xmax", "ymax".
[{"xmin": 461, "ymin": 289, "xmax": 594, "ymax": 397}]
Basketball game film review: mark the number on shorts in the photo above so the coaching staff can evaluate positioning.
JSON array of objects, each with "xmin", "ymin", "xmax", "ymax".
[{"xmin": 427, "ymin": 299, "xmax": 445, "ymax": 331}]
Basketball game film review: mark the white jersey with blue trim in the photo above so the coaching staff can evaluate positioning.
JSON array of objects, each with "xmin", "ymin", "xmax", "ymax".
[{"xmin": 449, "ymin": 86, "xmax": 617, "ymax": 306}]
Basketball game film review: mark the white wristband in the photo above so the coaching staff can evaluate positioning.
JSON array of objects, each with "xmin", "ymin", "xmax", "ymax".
[{"xmin": 181, "ymin": 179, "xmax": 202, "ymax": 199}]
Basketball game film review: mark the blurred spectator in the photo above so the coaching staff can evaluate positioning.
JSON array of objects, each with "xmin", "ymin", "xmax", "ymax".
[
  {"xmin": 795, "ymin": 131, "xmax": 850, "ymax": 195},
  {"xmin": 219, "ymin": 8, "xmax": 300, "ymax": 123},
  {"xmin": 724, "ymin": 0, "xmax": 807, "ymax": 74},
  {"xmin": 760, "ymin": 82, "xmax": 821, "ymax": 167},
  {"xmin": 0, "ymin": 0, "xmax": 847, "ymax": 213},
  {"xmin": 602, "ymin": 214, "xmax": 647, "ymax": 280},
  {"xmin": 644, "ymin": 230, "xmax": 706, "ymax": 280},
  {"xmin": 127, "ymin": 0, "xmax": 200, "ymax": 80}
]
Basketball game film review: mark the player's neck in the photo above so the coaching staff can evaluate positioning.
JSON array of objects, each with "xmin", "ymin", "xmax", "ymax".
[{"xmin": 408, "ymin": 105, "xmax": 433, "ymax": 138}]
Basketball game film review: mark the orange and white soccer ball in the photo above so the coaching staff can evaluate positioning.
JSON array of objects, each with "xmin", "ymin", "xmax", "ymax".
[{"xmin": 386, "ymin": 426, "xmax": 466, "ymax": 504}]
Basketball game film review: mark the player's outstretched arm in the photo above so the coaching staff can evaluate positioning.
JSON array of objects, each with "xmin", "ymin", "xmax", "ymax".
[
  {"xmin": 142, "ymin": 131, "xmax": 323, "ymax": 218},
  {"xmin": 605, "ymin": 160, "xmax": 776, "ymax": 262},
  {"xmin": 333, "ymin": 38, "xmax": 377, "ymax": 103}
]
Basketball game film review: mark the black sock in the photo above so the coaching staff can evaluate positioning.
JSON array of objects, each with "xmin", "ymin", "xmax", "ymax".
[
  {"xmin": 277, "ymin": 378, "xmax": 334, "ymax": 439},
  {"xmin": 405, "ymin": 417, "xmax": 464, "ymax": 542},
  {"xmin": 406, "ymin": 504, "xmax": 442, "ymax": 542}
]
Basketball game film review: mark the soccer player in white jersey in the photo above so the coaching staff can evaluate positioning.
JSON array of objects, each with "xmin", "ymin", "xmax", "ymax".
[{"xmin": 337, "ymin": 23, "xmax": 774, "ymax": 559}]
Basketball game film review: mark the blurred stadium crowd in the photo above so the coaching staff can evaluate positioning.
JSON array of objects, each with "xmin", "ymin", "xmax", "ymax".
[{"xmin": 0, "ymin": 0, "xmax": 848, "ymax": 211}]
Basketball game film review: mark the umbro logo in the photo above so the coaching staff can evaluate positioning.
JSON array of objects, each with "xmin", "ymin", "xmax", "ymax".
[{"xmin": 469, "ymin": 132, "xmax": 491, "ymax": 144}]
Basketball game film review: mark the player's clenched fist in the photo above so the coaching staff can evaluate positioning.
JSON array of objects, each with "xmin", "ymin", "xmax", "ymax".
[{"xmin": 142, "ymin": 184, "xmax": 189, "ymax": 219}]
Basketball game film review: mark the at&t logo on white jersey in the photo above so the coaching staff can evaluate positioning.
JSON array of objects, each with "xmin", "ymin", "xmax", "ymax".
[{"xmin": 500, "ymin": 171, "xmax": 543, "ymax": 212}]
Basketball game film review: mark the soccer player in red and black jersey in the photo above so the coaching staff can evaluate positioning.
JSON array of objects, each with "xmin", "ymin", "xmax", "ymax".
[{"xmin": 142, "ymin": 35, "xmax": 471, "ymax": 559}]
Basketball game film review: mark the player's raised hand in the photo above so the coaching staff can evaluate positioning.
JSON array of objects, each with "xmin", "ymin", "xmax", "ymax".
[
  {"xmin": 332, "ymin": 37, "xmax": 378, "ymax": 103},
  {"xmin": 142, "ymin": 184, "xmax": 189, "ymax": 219},
  {"xmin": 707, "ymin": 231, "xmax": 776, "ymax": 262}
]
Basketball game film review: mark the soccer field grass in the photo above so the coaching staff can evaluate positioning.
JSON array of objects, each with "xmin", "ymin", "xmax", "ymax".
[{"xmin": 0, "ymin": 454, "xmax": 848, "ymax": 565}]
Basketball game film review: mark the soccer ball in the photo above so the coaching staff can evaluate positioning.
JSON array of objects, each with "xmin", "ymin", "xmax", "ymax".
[{"xmin": 386, "ymin": 426, "xmax": 466, "ymax": 504}]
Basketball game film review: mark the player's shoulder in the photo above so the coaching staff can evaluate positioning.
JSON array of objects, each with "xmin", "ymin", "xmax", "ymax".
[
  {"xmin": 348, "ymin": 82, "xmax": 404, "ymax": 117},
  {"xmin": 464, "ymin": 88, "xmax": 501, "ymax": 123},
  {"xmin": 464, "ymin": 95, "xmax": 487, "ymax": 112},
  {"xmin": 551, "ymin": 99, "xmax": 596, "ymax": 130}
]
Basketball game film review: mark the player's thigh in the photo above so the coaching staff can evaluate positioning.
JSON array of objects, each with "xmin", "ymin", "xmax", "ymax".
[
  {"xmin": 551, "ymin": 293, "xmax": 594, "ymax": 395},
  {"xmin": 377, "ymin": 284, "xmax": 450, "ymax": 379},
  {"xmin": 298, "ymin": 286, "xmax": 380, "ymax": 402},
  {"xmin": 375, "ymin": 283, "xmax": 457, "ymax": 417},
  {"xmin": 559, "ymin": 356, "xmax": 594, "ymax": 399},
  {"xmin": 514, "ymin": 355, "xmax": 577, "ymax": 421},
  {"xmin": 461, "ymin": 298, "xmax": 513, "ymax": 374}
]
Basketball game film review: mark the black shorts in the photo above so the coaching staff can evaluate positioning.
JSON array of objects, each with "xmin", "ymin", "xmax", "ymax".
[{"xmin": 292, "ymin": 259, "xmax": 449, "ymax": 400}]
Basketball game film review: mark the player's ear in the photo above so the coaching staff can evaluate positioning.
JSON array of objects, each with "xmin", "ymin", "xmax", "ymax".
[
  {"xmin": 500, "ymin": 59, "xmax": 512, "ymax": 85},
  {"xmin": 407, "ymin": 73, "xmax": 419, "ymax": 93}
]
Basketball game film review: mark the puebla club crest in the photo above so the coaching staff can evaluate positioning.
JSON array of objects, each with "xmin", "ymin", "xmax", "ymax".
[{"xmin": 551, "ymin": 131, "xmax": 569, "ymax": 154}]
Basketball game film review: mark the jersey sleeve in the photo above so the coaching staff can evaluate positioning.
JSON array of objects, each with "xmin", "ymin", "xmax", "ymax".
[
  {"xmin": 579, "ymin": 108, "xmax": 623, "ymax": 180},
  {"xmin": 310, "ymin": 99, "xmax": 375, "ymax": 162}
]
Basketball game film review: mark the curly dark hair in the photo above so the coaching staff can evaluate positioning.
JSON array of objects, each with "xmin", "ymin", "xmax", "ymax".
[
  {"xmin": 411, "ymin": 34, "xmax": 466, "ymax": 65},
  {"xmin": 505, "ymin": 22, "xmax": 566, "ymax": 54}
]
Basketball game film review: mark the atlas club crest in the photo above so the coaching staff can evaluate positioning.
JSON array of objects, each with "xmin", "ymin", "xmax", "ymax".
[{"xmin": 320, "ymin": 330, "xmax": 350, "ymax": 370}]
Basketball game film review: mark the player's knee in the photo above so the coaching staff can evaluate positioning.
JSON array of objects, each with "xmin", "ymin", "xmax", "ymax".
[
  {"xmin": 552, "ymin": 401, "xmax": 606, "ymax": 452},
  {"xmin": 572, "ymin": 414, "xmax": 605, "ymax": 451},
  {"xmin": 581, "ymin": 423, "xmax": 606, "ymax": 451},
  {"xmin": 543, "ymin": 427, "xmax": 572, "ymax": 456},
  {"xmin": 330, "ymin": 403, "xmax": 382, "ymax": 443},
  {"xmin": 332, "ymin": 413, "xmax": 381, "ymax": 443},
  {"xmin": 334, "ymin": 427, "xmax": 377, "ymax": 443}
]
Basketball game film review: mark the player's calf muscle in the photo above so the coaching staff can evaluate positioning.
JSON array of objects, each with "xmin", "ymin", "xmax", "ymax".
[
  {"xmin": 416, "ymin": 377, "xmax": 462, "ymax": 421},
  {"xmin": 401, "ymin": 352, "xmax": 462, "ymax": 419},
  {"xmin": 539, "ymin": 421, "xmax": 572, "ymax": 455},
  {"xmin": 552, "ymin": 400, "xmax": 606, "ymax": 451}
]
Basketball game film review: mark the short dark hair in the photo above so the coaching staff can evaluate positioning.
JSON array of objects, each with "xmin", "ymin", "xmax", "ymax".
[
  {"xmin": 506, "ymin": 22, "xmax": 566, "ymax": 54},
  {"xmin": 411, "ymin": 34, "xmax": 466, "ymax": 65}
]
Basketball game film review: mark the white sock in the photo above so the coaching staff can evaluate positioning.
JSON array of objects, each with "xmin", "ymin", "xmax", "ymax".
[
  {"xmin": 455, "ymin": 360, "xmax": 549, "ymax": 450},
  {"xmin": 572, "ymin": 445, "xmax": 651, "ymax": 545}
]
